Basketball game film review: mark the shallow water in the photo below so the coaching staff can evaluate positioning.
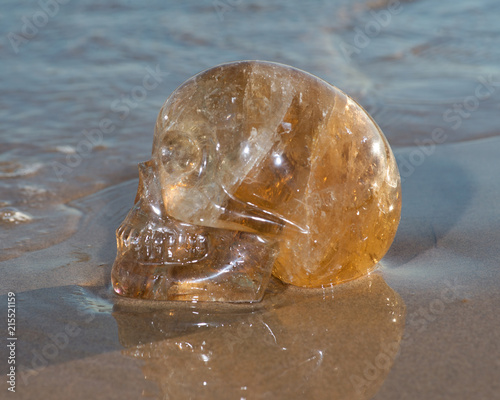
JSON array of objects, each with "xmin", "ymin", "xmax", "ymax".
[
  {"xmin": 1, "ymin": 0, "xmax": 500, "ymax": 399},
  {"xmin": 1, "ymin": 0, "xmax": 500, "ymax": 261}
]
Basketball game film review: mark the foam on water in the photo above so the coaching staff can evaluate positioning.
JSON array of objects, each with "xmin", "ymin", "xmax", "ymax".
[
  {"xmin": 0, "ymin": 162, "xmax": 44, "ymax": 179},
  {"xmin": 0, "ymin": 207, "xmax": 32, "ymax": 224}
]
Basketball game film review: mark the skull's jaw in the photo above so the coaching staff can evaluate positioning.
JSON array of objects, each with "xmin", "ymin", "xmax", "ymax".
[
  {"xmin": 111, "ymin": 222, "xmax": 278, "ymax": 302},
  {"xmin": 111, "ymin": 162, "xmax": 278, "ymax": 303}
]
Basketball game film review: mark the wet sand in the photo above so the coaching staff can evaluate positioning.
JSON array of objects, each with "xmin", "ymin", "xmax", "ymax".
[
  {"xmin": 1, "ymin": 135, "xmax": 499, "ymax": 399},
  {"xmin": 1, "ymin": 0, "xmax": 500, "ymax": 398}
]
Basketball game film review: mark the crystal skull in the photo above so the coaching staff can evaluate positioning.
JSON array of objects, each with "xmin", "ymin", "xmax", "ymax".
[{"xmin": 111, "ymin": 61, "xmax": 401, "ymax": 302}]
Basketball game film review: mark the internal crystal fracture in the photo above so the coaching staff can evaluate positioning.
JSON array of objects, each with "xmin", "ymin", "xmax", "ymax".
[{"xmin": 111, "ymin": 61, "xmax": 402, "ymax": 302}]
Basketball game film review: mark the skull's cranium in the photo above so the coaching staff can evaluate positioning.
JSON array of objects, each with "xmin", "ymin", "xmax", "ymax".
[{"xmin": 111, "ymin": 61, "xmax": 401, "ymax": 302}]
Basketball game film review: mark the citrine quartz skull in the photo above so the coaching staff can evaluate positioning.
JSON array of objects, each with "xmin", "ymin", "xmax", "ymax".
[{"xmin": 111, "ymin": 61, "xmax": 401, "ymax": 302}]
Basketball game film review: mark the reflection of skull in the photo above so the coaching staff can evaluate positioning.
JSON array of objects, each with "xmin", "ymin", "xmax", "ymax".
[
  {"xmin": 111, "ymin": 61, "xmax": 401, "ymax": 302},
  {"xmin": 114, "ymin": 274, "xmax": 405, "ymax": 398}
]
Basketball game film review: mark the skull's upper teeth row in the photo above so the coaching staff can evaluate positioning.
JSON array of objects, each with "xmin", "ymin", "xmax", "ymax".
[{"xmin": 117, "ymin": 224, "xmax": 208, "ymax": 264}]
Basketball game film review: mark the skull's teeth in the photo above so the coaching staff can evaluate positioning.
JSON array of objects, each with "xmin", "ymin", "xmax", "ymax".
[{"xmin": 118, "ymin": 226, "xmax": 208, "ymax": 264}]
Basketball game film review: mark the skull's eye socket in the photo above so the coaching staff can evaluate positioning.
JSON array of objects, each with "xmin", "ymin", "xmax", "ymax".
[{"xmin": 160, "ymin": 131, "xmax": 201, "ymax": 176}]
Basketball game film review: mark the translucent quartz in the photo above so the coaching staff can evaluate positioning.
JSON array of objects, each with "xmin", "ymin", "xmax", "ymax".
[
  {"xmin": 111, "ymin": 61, "xmax": 401, "ymax": 301},
  {"xmin": 112, "ymin": 162, "xmax": 277, "ymax": 302}
]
